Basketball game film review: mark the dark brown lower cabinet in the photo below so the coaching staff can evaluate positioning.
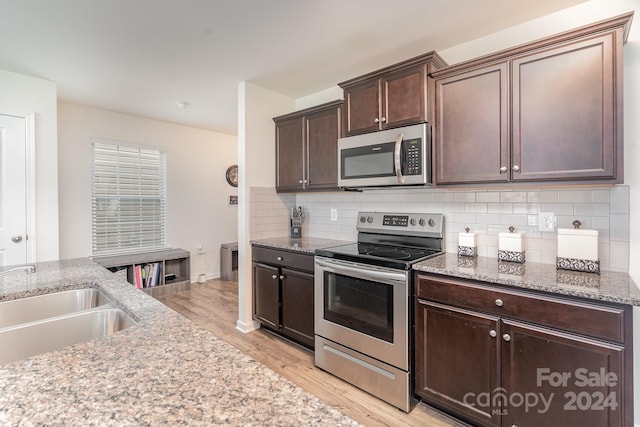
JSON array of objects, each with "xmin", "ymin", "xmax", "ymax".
[
  {"xmin": 501, "ymin": 320, "xmax": 625, "ymax": 427},
  {"xmin": 252, "ymin": 263, "xmax": 280, "ymax": 329},
  {"xmin": 252, "ymin": 246, "xmax": 315, "ymax": 349},
  {"xmin": 415, "ymin": 300, "xmax": 501, "ymax": 426},
  {"xmin": 280, "ymin": 268, "xmax": 314, "ymax": 345},
  {"xmin": 415, "ymin": 274, "xmax": 632, "ymax": 427}
]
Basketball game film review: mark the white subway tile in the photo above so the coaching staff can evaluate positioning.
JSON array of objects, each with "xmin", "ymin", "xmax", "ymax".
[
  {"xmin": 477, "ymin": 192, "xmax": 501, "ymax": 203},
  {"xmin": 500, "ymin": 191, "xmax": 527, "ymax": 203},
  {"xmin": 540, "ymin": 203, "xmax": 574, "ymax": 215},
  {"xmin": 610, "ymin": 186, "xmax": 630, "ymax": 214},
  {"xmin": 591, "ymin": 189, "xmax": 610, "ymax": 203},
  {"xmin": 527, "ymin": 190, "xmax": 558, "ymax": 203},
  {"xmin": 560, "ymin": 190, "xmax": 592, "ymax": 203},
  {"xmin": 513, "ymin": 203, "xmax": 540, "ymax": 214},
  {"xmin": 454, "ymin": 192, "xmax": 476, "ymax": 203},
  {"xmin": 610, "ymin": 214, "xmax": 630, "ymax": 242},
  {"xmin": 590, "ymin": 216, "xmax": 609, "ymax": 230},
  {"xmin": 609, "ymin": 241, "xmax": 630, "ymax": 270},
  {"xmin": 465, "ymin": 203, "xmax": 488, "ymax": 213},
  {"xmin": 488, "ymin": 203, "xmax": 514, "ymax": 214}
]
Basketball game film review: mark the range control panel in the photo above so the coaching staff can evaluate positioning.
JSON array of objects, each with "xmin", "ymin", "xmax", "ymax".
[{"xmin": 357, "ymin": 212, "xmax": 444, "ymax": 238}]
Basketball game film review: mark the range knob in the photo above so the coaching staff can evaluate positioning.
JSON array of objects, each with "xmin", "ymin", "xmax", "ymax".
[
  {"xmin": 428, "ymin": 218, "xmax": 436, "ymax": 227},
  {"xmin": 367, "ymin": 216, "xmax": 374, "ymax": 223},
  {"xmin": 410, "ymin": 218, "xmax": 417, "ymax": 226},
  {"xmin": 359, "ymin": 216, "xmax": 367, "ymax": 223},
  {"xmin": 419, "ymin": 218, "xmax": 426, "ymax": 226}
]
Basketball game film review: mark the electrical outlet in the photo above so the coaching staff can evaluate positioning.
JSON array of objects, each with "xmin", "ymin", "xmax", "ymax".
[
  {"xmin": 538, "ymin": 212, "xmax": 556, "ymax": 232},
  {"xmin": 330, "ymin": 208, "xmax": 338, "ymax": 221}
]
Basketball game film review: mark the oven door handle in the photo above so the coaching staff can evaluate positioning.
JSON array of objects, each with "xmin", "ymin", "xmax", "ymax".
[
  {"xmin": 394, "ymin": 132, "xmax": 404, "ymax": 184},
  {"xmin": 315, "ymin": 258, "xmax": 407, "ymax": 285}
]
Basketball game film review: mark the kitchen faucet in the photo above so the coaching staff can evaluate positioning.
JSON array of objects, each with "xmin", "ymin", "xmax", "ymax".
[{"xmin": 0, "ymin": 264, "xmax": 37, "ymax": 277}]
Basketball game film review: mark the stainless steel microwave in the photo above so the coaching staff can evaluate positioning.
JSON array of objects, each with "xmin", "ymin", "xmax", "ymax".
[{"xmin": 338, "ymin": 123, "xmax": 431, "ymax": 188}]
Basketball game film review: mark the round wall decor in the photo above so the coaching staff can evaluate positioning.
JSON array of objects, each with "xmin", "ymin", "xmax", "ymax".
[{"xmin": 225, "ymin": 164, "xmax": 238, "ymax": 187}]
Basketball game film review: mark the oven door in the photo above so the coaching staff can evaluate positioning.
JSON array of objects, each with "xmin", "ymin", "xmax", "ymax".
[{"xmin": 314, "ymin": 256, "xmax": 409, "ymax": 370}]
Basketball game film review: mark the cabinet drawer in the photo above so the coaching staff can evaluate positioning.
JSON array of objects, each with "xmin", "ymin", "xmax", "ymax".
[
  {"xmin": 416, "ymin": 275, "xmax": 626, "ymax": 343},
  {"xmin": 252, "ymin": 246, "xmax": 315, "ymax": 273}
]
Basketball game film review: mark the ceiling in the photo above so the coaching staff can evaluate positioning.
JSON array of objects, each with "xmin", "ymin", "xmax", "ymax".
[{"xmin": 0, "ymin": 0, "xmax": 587, "ymax": 135}]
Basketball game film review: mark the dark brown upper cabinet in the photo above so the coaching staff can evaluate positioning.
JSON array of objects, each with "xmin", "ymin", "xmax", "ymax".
[
  {"xmin": 274, "ymin": 100, "xmax": 343, "ymax": 192},
  {"xmin": 339, "ymin": 52, "xmax": 447, "ymax": 137},
  {"xmin": 433, "ymin": 12, "xmax": 632, "ymax": 186}
]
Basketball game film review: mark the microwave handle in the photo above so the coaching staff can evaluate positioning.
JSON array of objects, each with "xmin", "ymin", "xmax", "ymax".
[{"xmin": 394, "ymin": 133, "xmax": 404, "ymax": 183}]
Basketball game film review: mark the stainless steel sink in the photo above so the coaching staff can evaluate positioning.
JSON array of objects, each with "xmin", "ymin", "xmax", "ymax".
[
  {"xmin": 0, "ymin": 308, "xmax": 136, "ymax": 365},
  {"xmin": 0, "ymin": 288, "xmax": 112, "ymax": 329}
]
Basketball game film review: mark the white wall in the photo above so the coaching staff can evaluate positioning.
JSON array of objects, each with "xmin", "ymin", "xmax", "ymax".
[
  {"xmin": 57, "ymin": 102, "xmax": 238, "ymax": 281},
  {"xmin": 0, "ymin": 69, "xmax": 59, "ymax": 262},
  {"xmin": 236, "ymin": 82, "xmax": 294, "ymax": 332}
]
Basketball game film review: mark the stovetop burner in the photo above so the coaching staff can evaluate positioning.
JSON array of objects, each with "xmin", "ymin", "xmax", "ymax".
[{"xmin": 316, "ymin": 242, "xmax": 443, "ymax": 270}]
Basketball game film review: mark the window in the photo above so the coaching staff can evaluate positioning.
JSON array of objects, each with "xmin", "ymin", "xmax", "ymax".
[{"xmin": 91, "ymin": 140, "xmax": 166, "ymax": 255}]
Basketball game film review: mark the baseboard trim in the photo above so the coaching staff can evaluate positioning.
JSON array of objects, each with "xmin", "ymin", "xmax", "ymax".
[{"xmin": 236, "ymin": 319, "xmax": 260, "ymax": 333}]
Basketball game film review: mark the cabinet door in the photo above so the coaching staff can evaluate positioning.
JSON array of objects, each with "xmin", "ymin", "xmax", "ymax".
[
  {"xmin": 305, "ymin": 104, "xmax": 341, "ymax": 191},
  {"xmin": 415, "ymin": 299, "xmax": 501, "ymax": 427},
  {"xmin": 381, "ymin": 64, "xmax": 427, "ymax": 130},
  {"xmin": 435, "ymin": 63, "xmax": 509, "ymax": 184},
  {"xmin": 512, "ymin": 33, "xmax": 619, "ymax": 182},
  {"xmin": 275, "ymin": 116, "xmax": 304, "ymax": 191},
  {"xmin": 502, "ymin": 319, "xmax": 625, "ymax": 427},
  {"xmin": 281, "ymin": 267, "xmax": 314, "ymax": 348},
  {"xmin": 343, "ymin": 79, "xmax": 381, "ymax": 136},
  {"xmin": 252, "ymin": 263, "xmax": 280, "ymax": 329}
]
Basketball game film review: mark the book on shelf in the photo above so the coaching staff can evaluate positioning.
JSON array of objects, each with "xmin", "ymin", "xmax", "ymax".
[
  {"xmin": 141, "ymin": 262, "xmax": 162, "ymax": 287},
  {"xmin": 134, "ymin": 265, "xmax": 143, "ymax": 289},
  {"xmin": 131, "ymin": 262, "xmax": 165, "ymax": 289}
]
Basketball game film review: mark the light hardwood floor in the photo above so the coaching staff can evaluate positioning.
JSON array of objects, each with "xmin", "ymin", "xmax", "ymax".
[{"xmin": 158, "ymin": 279, "xmax": 464, "ymax": 427}]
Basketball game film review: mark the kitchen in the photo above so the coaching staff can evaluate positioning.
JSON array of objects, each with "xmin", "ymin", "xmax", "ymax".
[{"xmin": 2, "ymin": 0, "xmax": 640, "ymax": 425}]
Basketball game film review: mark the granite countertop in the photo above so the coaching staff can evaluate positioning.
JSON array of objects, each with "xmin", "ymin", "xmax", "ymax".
[
  {"xmin": 251, "ymin": 236, "xmax": 350, "ymax": 253},
  {"xmin": 413, "ymin": 253, "xmax": 640, "ymax": 306},
  {"xmin": 0, "ymin": 259, "xmax": 358, "ymax": 426}
]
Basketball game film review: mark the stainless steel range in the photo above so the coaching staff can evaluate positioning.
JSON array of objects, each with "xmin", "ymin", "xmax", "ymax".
[{"xmin": 314, "ymin": 211, "xmax": 445, "ymax": 412}]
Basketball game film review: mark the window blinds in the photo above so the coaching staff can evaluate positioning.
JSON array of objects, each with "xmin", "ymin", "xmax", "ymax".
[{"xmin": 91, "ymin": 141, "xmax": 166, "ymax": 255}]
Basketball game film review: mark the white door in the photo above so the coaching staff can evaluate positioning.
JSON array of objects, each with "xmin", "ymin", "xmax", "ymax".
[{"xmin": 0, "ymin": 114, "xmax": 28, "ymax": 266}]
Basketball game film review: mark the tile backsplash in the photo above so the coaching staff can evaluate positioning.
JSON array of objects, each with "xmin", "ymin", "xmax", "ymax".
[{"xmin": 250, "ymin": 185, "xmax": 631, "ymax": 273}]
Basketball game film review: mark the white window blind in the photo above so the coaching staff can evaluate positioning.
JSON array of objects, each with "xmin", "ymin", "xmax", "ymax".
[{"xmin": 91, "ymin": 140, "xmax": 166, "ymax": 255}]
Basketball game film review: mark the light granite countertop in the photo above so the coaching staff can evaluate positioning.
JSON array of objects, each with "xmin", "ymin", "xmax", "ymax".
[
  {"xmin": 413, "ymin": 253, "xmax": 640, "ymax": 306},
  {"xmin": 251, "ymin": 237, "xmax": 350, "ymax": 253},
  {"xmin": 0, "ymin": 258, "xmax": 358, "ymax": 426}
]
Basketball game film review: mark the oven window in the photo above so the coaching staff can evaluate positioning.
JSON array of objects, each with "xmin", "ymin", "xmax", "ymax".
[{"xmin": 323, "ymin": 271, "xmax": 393, "ymax": 343}]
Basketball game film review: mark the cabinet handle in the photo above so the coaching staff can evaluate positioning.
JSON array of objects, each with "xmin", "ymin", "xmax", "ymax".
[
  {"xmin": 299, "ymin": 180, "xmax": 303, "ymax": 184},
  {"xmin": 279, "ymin": 275, "xmax": 285, "ymax": 280},
  {"xmin": 489, "ymin": 330, "xmax": 497, "ymax": 338},
  {"xmin": 512, "ymin": 165, "xmax": 520, "ymax": 173},
  {"xmin": 380, "ymin": 117, "xmax": 386, "ymax": 123},
  {"xmin": 277, "ymin": 256, "xmax": 283, "ymax": 261},
  {"xmin": 503, "ymin": 334, "xmax": 511, "ymax": 342},
  {"xmin": 495, "ymin": 298, "xmax": 504, "ymax": 307},
  {"xmin": 271, "ymin": 274, "xmax": 278, "ymax": 280},
  {"xmin": 374, "ymin": 117, "xmax": 379, "ymax": 123},
  {"xmin": 499, "ymin": 166, "xmax": 507, "ymax": 173}
]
